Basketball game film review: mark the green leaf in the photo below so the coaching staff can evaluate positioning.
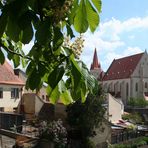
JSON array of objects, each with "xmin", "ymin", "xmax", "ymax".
[
  {"xmin": 86, "ymin": 0, "xmax": 99, "ymax": 32},
  {"xmin": 91, "ymin": 0, "xmax": 102, "ymax": 13},
  {"xmin": 46, "ymin": 85, "xmax": 60, "ymax": 104},
  {"xmin": 80, "ymin": 82, "xmax": 88, "ymax": 103},
  {"xmin": 81, "ymin": 62, "xmax": 98, "ymax": 93},
  {"xmin": 68, "ymin": 0, "xmax": 78, "ymax": 24},
  {"xmin": 70, "ymin": 55, "xmax": 82, "ymax": 90},
  {"xmin": 74, "ymin": 0, "xmax": 88, "ymax": 33},
  {"xmin": 6, "ymin": 18, "xmax": 21, "ymax": 42},
  {"xmin": 20, "ymin": 25, "xmax": 33, "ymax": 44},
  {"xmin": 26, "ymin": 61, "xmax": 35, "ymax": 75},
  {"xmin": 0, "ymin": 49, "xmax": 5, "ymax": 64},
  {"xmin": 21, "ymin": 58, "xmax": 27, "ymax": 68},
  {"xmin": 53, "ymin": 27, "xmax": 63, "ymax": 50},
  {"xmin": 66, "ymin": 25, "xmax": 75, "ymax": 38},
  {"xmin": 60, "ymin": 90, "xmax": 73, "ymax": 105},
  {"xmin": 48, "ymin": 66, "xmax": 65, "ymax": 90},
  {"xmin": 38, "ymin": 62, "xmax": 47, "ymax": 77},
  {"xmin": 0, "ymin": 12, "xmax": 8, "ymax": 38},
  {"xmin": 35, "ymin": 19, "xmax": 51, "ymax": 45},
  {"xmin": 18, "ymin": 11, "xmax": 34, "ymax": 44},
  {"xmin": 27, "ymin": 67, "xmax": 41, "ymax": 90},
  {"xmin": 13, "ymin": 55, "xmax": 20, "ymax": 68}
]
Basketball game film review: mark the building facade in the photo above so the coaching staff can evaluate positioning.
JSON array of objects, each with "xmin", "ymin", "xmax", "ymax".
[
  {"xmin": 102, "ymin": 51, "xmax": 148, "ymax": 105},
  {"xmin": 0, "ymin": 61, "xmax": 24, "ymax": 112}
]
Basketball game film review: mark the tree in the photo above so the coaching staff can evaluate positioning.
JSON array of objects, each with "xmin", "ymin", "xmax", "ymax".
[
  {"xmin": 66, "ymin": 86, "xmax": 105, "ymax": 147},
  {"xmin": 0, "ymin": 0, "xmax": 102, "ymax": 104}
]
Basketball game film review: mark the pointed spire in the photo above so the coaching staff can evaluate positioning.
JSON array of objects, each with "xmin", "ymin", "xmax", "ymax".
[{"xmin": 90, "ymin": 48, "xmax": 101, "ymax": 70}]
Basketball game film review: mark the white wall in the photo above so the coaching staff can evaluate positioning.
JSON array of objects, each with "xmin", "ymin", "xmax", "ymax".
[
  {"xmin": 0, "ymin": 84, "xmax": 22, "ymax": 112},
  {"xmin": 107, "ymin": 93, "xmax": 124, "ymax": 123},
  {"xmin": 131, "ymin": 52, "xmax": 148, "ymax": 98},
  {"xmin": 102, "ymin": 79, "xmax": 130, "ymax": 104}
]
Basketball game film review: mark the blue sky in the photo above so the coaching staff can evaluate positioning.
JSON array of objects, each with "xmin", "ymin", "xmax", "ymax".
[{"xmin": 81, "ymin": 0, "xmax": 148, "ymax": 71}]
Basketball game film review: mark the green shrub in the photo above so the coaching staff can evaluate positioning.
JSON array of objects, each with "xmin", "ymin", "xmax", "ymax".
[
  {"xmin": 111, "ymin": 137, "xmax": 148, "ymax": 148},
  {"xmin": 127, "ymin": 98, "xmax": 148, "ymax": 108},
  {"xmin": 122, "ymin": 112, "xmax": 143, "ymax": 124}
]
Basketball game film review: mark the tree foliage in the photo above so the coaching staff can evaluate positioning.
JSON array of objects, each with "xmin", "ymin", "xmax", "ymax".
[
  {"xmin": 66, "ymin": 86, "xmax": 105, "ymax": 143},
  {"xmin": 0, "ymin": 0, "xmax": 102, "ymax": 104}
]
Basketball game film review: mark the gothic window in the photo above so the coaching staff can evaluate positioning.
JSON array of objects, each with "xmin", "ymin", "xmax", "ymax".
[
  {"xmin": 135, "ymin": 83, "xmax": 138, "ymax": 92},
  {"xmin": 145, "ymin": 82, "xmax": 148, "ymax": 88}
]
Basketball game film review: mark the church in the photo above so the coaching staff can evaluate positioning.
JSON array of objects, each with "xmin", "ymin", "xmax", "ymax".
[{"xmin": 90, "ymin": 49, "xmax": 148, "ymax": 105}]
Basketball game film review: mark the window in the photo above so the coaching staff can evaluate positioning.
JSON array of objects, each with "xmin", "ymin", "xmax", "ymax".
[
  {"xmin": 135, "ymin": 83, "xmax": 138, "ymax": 92},
  {"xmin": 42, "ymin": 95, "xmax": 45, "ymax": 100},
  {"xmin": 46, "ymin": 95, "xmax": 49, "ymax": 102},
  {"xmin": 11, "ymin": 88, "xmax": 19, "ymax": 98},
  {"xmin": 0, "ymin": 107, "xmax": 4, "ymax": 112},
  {"xmin": 145, "ymin": 82, "xmax": 148, "ymax": 88},
  {"xmin": 0, "ymin": 88, "xmax": 3, "ymax": 99}
]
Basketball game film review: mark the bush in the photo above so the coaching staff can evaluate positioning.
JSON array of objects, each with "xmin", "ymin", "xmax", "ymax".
[
  {"xmin": 111, "ymin": 137, "xmax": 148, "ymax": 148},
  {"xmin": 39, "ymin": 119, "xmax": 67, "ymax": 148},
  {"xmin": 122, "ymin": 112, "xmax": 143, "ymax": 124},
  {"xmin": 127, "ymin": 97, "xmax": 148, "ymax": 107},
  {"xmin": 66, "ymin": 88, "xmax": 105, "ymax": 147}
]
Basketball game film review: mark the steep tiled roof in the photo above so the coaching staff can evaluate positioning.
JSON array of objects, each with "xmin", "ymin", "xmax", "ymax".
[
  {"xmin": 103, "ymin": 53, "xmax": 144, "ymax": 81},
  {"xmin": 90, "ymin": 48, "xmax": 101, "ymax": 70},
  {"xmin": 0, "ymin": 61, "xmax": 25, "ymax": 85}
]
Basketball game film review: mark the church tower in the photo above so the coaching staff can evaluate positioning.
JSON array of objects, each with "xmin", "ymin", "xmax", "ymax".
[{"xmin": 90, "ymin": 48, "xmax": 103, "ymax": 80}]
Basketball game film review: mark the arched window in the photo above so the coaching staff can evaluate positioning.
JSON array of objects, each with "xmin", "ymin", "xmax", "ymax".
[
  {"xmin": 145, "ymin": 82, "xmax": 147, "ymax": 88},
  {"xmin": 135, "ymin": 83, "xmax": 138, "ymax": 92}
]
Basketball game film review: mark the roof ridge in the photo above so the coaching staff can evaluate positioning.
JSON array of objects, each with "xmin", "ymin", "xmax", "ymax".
[
  {"xmin": 103, "ymin": 52, "xmax": 144, "ymax": 81},
  {"xmin": 114, "ymin": 52, "xmax": 144, "ymax": 61}
]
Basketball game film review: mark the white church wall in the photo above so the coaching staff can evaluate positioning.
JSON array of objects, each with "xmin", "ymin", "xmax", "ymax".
[
  {"xmin": 102, "ymin": 78, "xmax": 130, "ymax": 105},
  {"xmin": 131, "ymin": 52, "xmax": 148, "ymax": 98}
]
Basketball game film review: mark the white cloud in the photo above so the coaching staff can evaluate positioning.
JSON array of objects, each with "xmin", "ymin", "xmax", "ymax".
[
  {"xmin": 99, "ymin": 16, "xmax": 148, "ymax": 39},
  {"xmin": 102, "ymin": 47, "xmax": 143, "ymax": 71},
  {"xmin": 82, "ymin": 16, "xmax": 148, "ymax": 71},
  {"xmin": 128, "ymin": 35, "xmax": 135, "ymax": 40}
]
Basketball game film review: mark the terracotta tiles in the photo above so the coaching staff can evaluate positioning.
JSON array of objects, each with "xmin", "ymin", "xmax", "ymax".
[
  {"xmin": 0, "ymin": 61, "xmax": 25, "ymax": 85},
  {"xmin": 103, "ymin": 53, "xmax": 144, "ymax": 81}
]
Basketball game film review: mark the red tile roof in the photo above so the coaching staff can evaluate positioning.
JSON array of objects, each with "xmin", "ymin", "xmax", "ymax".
[
  {"xmin": 90, "ymin": 48, "xmax": 101, "ymax": 70},
  {"xmin": 103, "ymin": 53, "xmax": 144, "ymax": 81},
  {"xmin": 0, "ymin": 60, "xmax": 25, "ymax": 85}
]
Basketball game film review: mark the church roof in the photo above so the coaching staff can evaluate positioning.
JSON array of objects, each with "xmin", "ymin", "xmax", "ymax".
[
  {"xmin": 103, "ymin": 52, "xmax": 144, "ymax": 81},
  {"xmin": 0, "ymin": 61, "xmax": 25, "ymax": 85},
  {"xmin": 90, "ymin": 48, "xmax": 101, "ymax": 70}
]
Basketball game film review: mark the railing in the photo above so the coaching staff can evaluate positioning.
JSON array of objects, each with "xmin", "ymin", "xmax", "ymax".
[{"xmin": 111, "ymin": 130, "xmax": 146, "ymax": 144}]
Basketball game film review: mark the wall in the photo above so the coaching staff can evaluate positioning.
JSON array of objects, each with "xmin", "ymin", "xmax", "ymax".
[
  {"xmin": 0, "ymin": 84, "xmax": 22, "ymax": 112},
  {"xmin": 102, "ymin": 79, "xmax": 130, "ymax": 105},
  {"xmin": 22, "ymin": 93, "xmax": 36, "ymax": 119},
  {"xmin": 35, "ymin": 95, "xmax": 44, "ymax": 116},
  {"xmin": 132, "ymin": 52, "xmax": 148, "ymax": 98},
  {"xmin": 90, "ymin": 120, "xmax": 111, "ymax": 147},
  {"xmin": 107, "ymin": 93, "xmax": 124, "ymax": 123}
]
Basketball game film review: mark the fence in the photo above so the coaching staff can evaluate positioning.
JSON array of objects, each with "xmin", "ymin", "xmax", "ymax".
[
  {"xmin": 0, "ymin": 112, "xmax": 23, "ymax": 131},
  {"xmin": 111, "ymin": 130, "xmax": 146, "ymax": 144}
]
